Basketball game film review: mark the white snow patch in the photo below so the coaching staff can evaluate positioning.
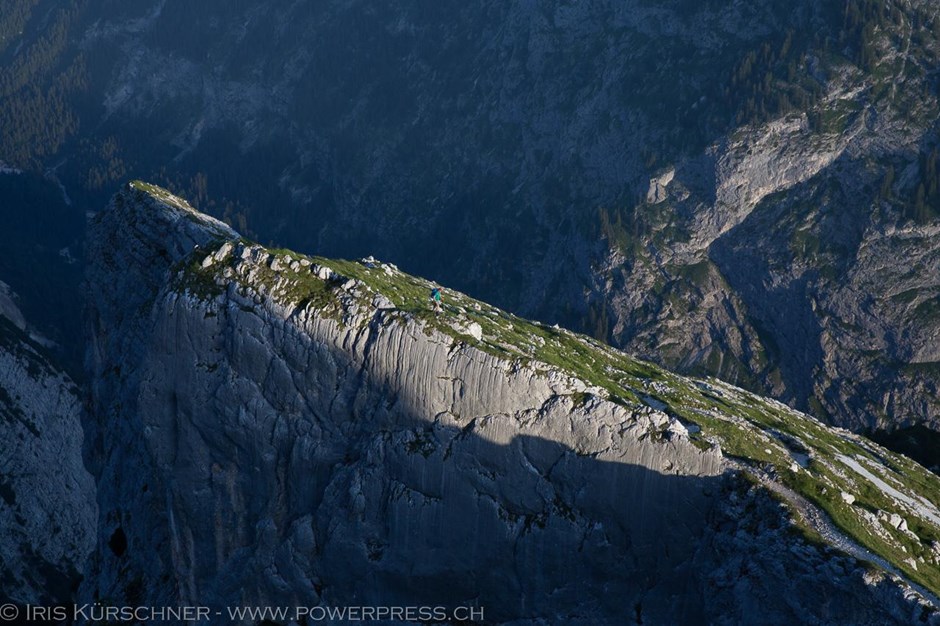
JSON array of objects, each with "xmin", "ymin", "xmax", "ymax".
[{"xmin": 837, "ymin": 454, "xmax": 940, "ymax": 527}]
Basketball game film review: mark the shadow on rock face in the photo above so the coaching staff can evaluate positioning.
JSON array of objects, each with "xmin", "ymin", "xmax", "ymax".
[
  {"xmin": 80, "ymin": 187, "xmax": 935, "ymax": 626},
  {"xmin": 310, "ymin": 431, "xmax": 719, "ymax": 625}
]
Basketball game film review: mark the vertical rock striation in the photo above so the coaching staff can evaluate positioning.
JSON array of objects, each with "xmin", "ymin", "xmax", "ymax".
[{"xmin": 82, "ymin": 183, "xmax": 938, "ymax": 624}]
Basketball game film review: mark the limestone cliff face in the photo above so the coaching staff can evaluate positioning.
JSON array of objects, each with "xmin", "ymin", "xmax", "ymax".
[
  {"xmin": 82, "ymin": 183, "xmax": 939, "ymax": 624},
  {"xmin": 0, "ymin": 297, "xmax": 96, "ymax": 605},
  {"xmin": 600, "ymin": 84, "xmax": 940, "ymax": 434},
  {"xmin": 6, "ymin": 0, "xmax": 940, "ymax": 442}
]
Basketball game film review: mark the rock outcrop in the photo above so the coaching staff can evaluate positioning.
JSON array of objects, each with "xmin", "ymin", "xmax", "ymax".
[
  {"xmin": 0, "ymin": 296, "xmax": 96, "ymax": 605},
  {"xmin": 81, "ymin": 183, "xmax": 940, "ymax": 624}
]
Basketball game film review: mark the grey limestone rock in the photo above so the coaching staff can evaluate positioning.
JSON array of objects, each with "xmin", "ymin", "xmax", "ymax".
[
  {"xmin": 80, "ymin": 185, "xmax": 938, "ymax": 624},
  {"xmin": 0, "ymin": 308, "xmax": 96, "ymax": 605}
]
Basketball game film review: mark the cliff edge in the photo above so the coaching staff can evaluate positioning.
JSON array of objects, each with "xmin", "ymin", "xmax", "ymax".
[{"xmin": 81, "ymin": 182, "xmax": 940, "ymax": 624}]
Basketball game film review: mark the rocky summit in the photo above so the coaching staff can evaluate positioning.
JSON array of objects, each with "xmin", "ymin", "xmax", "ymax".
[{"xmin": 75, "ymin": 182, "xmax": 940, "ymax": 624}]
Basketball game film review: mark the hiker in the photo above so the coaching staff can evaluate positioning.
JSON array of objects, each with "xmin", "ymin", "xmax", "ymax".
[{"xmin": 430, "ymin": 287, "xmax": 443, "ymax": 312}]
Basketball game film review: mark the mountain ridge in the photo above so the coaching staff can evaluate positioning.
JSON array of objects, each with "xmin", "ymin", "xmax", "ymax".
[
  {"xmin": 2, "ymin": 0, "xmax": 940, "ymax": 442},
  {"xmin": 78, "ymin": 181, "xmax": 940, "ymax": 623}
]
